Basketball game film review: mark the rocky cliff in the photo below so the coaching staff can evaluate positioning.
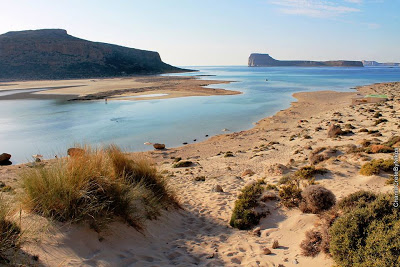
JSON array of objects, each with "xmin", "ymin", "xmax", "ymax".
[
  {"xmin": 248, "ymin": 53, "xmax": 363, "ymax": 67},
  {"xmin": 0, "ymin": 29, "xmax": 189, "ymax": 80}
]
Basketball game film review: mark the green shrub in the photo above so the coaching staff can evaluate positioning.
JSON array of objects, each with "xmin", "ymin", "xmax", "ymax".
[
  {"xmin": 230, "ymin": 180, "xmax": 265, "ymax": 230},
  {"xmin": 329, "ymin": 194, "xmax": 400, "ymax": 267},
  {"xmin": 299, "ymin": 185, "xmax": 336, "ymax": 214},
  {"xmin": 266, "ymin": 184, "xmax": 278, "ymax": 191},
  {"xmin": 278, "ymin": 175, "xmax": 292, "ymax": 185},
  {"xmin": 279, "ymin": 182, "xmax": 302, "ymax": 208},
  {"xmin": 22, "ymin": 145, "xmax": 177, "ymax": 230},
  {"xmin": 0, "ymin": 198, "xmax": 21, "ymax": 261},
  {"xmin": 360, "ymin": 159, "xmax": 394, "ymax": 176},
  {"xmin": 172, "ymin": 161, "xmax": 193, "ymax": 168},
  {"xmin": 294, "ymin": 166, "xmax": 327, "ymax": 180},
  {"xmin": 338, "ymin": 190, "xmax": 377, "ymax": 211}
]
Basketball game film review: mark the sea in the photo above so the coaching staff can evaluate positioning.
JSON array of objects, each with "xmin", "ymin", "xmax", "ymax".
[{"xmin": 1, "ymin": 66, "xmax": 400, "ymax": 163}]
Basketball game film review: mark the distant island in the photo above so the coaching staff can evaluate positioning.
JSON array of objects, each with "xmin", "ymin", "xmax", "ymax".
[
  {"xmin": 362, "ymin": 60, "xmax": 400, "ymax": 67},
  {"xmin": 0, "ymin": 29, "xmax": 190, "ymax": 80},
  {"xmin": 248, "ymin": 53, "xmax": 363, "ymax": 67}
]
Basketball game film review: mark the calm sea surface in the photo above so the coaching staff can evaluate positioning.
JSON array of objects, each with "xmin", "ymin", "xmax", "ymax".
[{"xmin": 1, "ymin": 66, "xmax": 400, "ymax": 163}]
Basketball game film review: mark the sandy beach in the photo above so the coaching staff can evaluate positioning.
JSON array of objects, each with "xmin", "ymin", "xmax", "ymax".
[
  {"xmin": 0, "ymin": 76, "xmax": 240, "ymax": 101},
  {"xmin": 0, "ymin": 81, "xmax": 398, "ymax": 266}
]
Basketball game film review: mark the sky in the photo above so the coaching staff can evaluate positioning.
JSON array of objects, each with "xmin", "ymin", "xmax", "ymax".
[{"xmin": 0, "ymin": 0, "xmax": 399, "ymax": 66}]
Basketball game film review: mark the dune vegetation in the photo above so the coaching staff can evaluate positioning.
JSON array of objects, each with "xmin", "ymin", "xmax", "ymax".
[
  {"xmin": 21, "ymin": 145, "xmax": 178, "ymax": 231},
  {"xmin": 0, "ymin": 198, "xmax": 21, "ymax": 263}
]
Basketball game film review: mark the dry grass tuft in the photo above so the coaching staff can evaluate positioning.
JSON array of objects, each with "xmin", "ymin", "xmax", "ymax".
[
  {"xmin": 21, "ymin": 145, "xmax": 178, "ymax": 231},
  {"xmin": 0, "ymin": 198, "xmax": 21, "ymax": 263}
]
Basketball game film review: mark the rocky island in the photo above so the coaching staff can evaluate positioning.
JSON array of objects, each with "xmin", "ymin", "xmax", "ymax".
[
  {"xmin": 0, "ymin": 29, "xmax": 190, "ymax": 80},
  {"xmin": 362, "ymin": 60, "xmax": 400, "ymax": 67},
  {"xmin": 248, "ymin": 53, "xmax": 363, "ymax": 67}
]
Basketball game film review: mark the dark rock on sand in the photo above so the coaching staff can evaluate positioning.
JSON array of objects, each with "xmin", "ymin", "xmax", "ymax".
[
  {"xmin": 0, "ymin": 153, "xmax": 12, "ymax": 165},
  {"xmin": 153, "ymin": 143, "xmax": 166, "ymax": 150}
]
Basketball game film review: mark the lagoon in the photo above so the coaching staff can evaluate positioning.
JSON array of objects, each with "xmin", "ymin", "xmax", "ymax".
[{"xmin": 1, "ymin": 66, "xmax": 399, "ymax": 163}]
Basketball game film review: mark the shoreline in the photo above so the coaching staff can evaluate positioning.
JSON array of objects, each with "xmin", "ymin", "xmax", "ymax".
[
  {"xmin": 0, "ymin": 75, "xmax": 241, "ymax": 101},
  {"xmin": 0, "ymin": 81, "xmax": 399, "ymax": 266}
]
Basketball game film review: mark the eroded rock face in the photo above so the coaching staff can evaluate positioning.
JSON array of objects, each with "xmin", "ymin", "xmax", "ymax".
[
  {"xmin": 248, "ymin": 53, "xmax": 363, "ymax": 67},
  {"xmin": 0, "ymin": 29, "xmax": 187, "ymax": 80}
]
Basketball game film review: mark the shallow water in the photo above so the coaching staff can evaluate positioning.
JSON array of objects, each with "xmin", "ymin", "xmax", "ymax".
[{"xmin": 1, "ymin": 66, "xmax": 399, "ymax": 163}]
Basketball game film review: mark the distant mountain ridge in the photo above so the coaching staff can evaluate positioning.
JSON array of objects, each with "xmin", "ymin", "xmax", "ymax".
[
  {"xmin": 362, "ymin": 60, "xmax": 400, "ymax": 67},
  {"xmin": 248, "ymin": 53, "xmax": 363, "ymax": 67},
  {"xmin": 0, "ymin": 29, "xmax": 190, "ymax": 80}
]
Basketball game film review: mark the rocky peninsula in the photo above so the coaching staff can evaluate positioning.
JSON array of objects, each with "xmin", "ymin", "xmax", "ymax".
[
  {"xmin": 248, "ymin": 53, "xmax": 363, "ymax": 67},
  {"xmin": 0, "ymin": 29, "xmax": 190, "ymax": 80}
]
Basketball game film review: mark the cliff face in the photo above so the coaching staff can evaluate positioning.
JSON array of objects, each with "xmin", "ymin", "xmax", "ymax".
[
  {"xmin": 248, "ymin": 53, "xmax": 363, "ymax": 67},
  {"xmin": 0, "ymin": 29, "xmax": 189, "ymax": 80}
]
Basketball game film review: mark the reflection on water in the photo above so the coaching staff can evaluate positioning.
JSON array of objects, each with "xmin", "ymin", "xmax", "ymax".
[{"xmin": 1, "ymin": 66, "xmax": 400, "ymax": 163}]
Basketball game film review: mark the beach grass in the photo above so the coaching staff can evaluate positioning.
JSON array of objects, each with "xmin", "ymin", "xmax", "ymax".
[
  {"xmin": 0, "ymin": 197, "xmax": 21, "ymax": 262},
  {"xmin": 21, "ymin": 145, "xmax": 178, "ymax": 231}
]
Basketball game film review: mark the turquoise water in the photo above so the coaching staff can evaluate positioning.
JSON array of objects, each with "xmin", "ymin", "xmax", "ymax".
[{"xmin": 1, "ymin": 66, "xmax": 399, "ymax": 163}]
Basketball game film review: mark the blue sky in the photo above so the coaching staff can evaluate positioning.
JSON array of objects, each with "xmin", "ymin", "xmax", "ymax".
[{"xmin": 0, "ymin": 0, "xmax": 399, "ymax": 65}]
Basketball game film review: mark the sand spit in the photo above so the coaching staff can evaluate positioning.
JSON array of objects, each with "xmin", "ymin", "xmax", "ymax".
[
  {"xmin": 0, "ymin": 82, "xmax": 399, "ymax": 266},
  {"xmin": 0, "ymin": 75, "xmax": 240, "ymax": 101}
]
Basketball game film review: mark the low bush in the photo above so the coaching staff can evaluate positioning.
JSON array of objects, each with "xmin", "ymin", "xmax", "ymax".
[
  {"xmin": 294, "ymin": 166, "xmax": 327, "ymax": 180},
  {"xmin": 300, "ymin": 230, "xmax": 323, "ymax": 257},
  {"xmin": 299, "ymin": 185, "xmax": 336, "ymax": 214},
  {"xmin": 359, "ymin": 128, "xmax": 368, "ymax": 132},
  {"xmin": 22, "ymin": 145, "xmax": 178, "ymax": 230},
  {"xmin": 279, "ymin": 182, "xmax": 302, "ymax": 208},
  {"xmin": 172, "ymin": 160, "xmax": 193, "ymax": 168},
  {"xmin": 0, "ymin": 198, "xmax": 21, "ymax": 262},
  {"xmin": 383, "ymin": 136, "xmax": 400, "ymax": 147},
  {"xmin": 230, "ymin": 180, "xmax": 266, "ymax": 230},
  {"xmin": 366, "ymin": 144, "xmax": 394, "ymax": 154},
  {"xmin": 329, "ymin": 193, "xmax": 400, "ymax": 267},
  {"xmin": 278, "ymin": 175, "xmax": 292, "ymax": 185},
  {"xmin": 337, "ymin": 190, "xmax": 376, "ymax": 211},
  {"xmin": 360, "ymin": 159, "xmax": 394, "ymax": 176}
]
